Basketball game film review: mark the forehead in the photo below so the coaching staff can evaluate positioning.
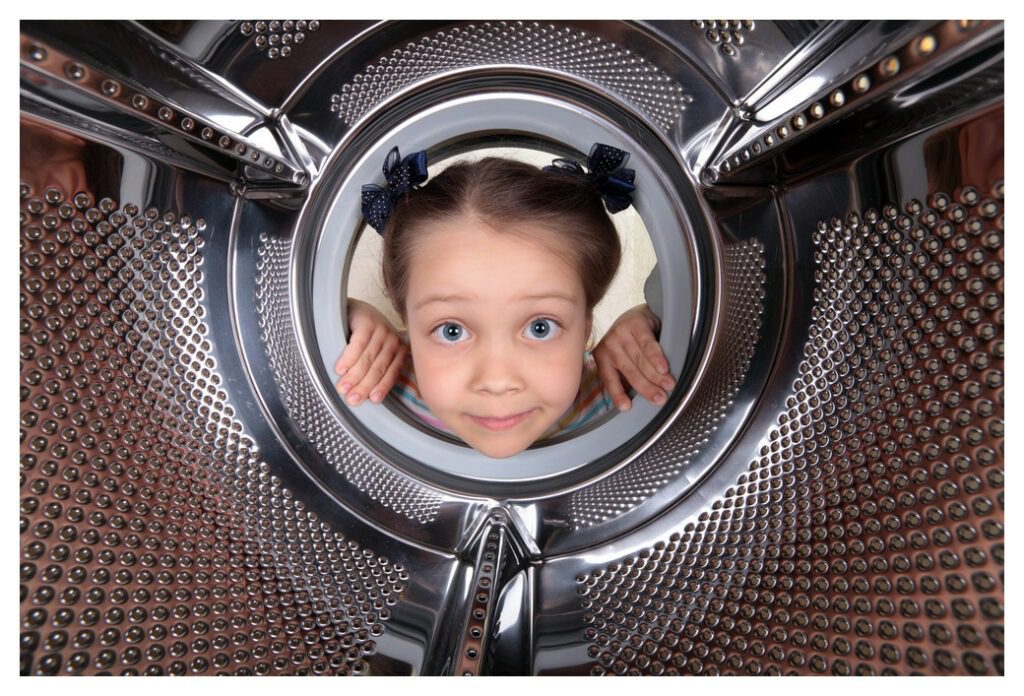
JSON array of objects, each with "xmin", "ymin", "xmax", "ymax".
[{"xmin": 406, "ymin": 217, "xmax": 584, "ymax": 302}]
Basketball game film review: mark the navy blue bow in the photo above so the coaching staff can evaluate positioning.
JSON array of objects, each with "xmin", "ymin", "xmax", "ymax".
[
  {"xmin": 543, "ymin": 143, "xmax": 636, "ymax": 214},
  {"xmin": 361, "ymin": 146, "xmax": 429, "ymax": 234}
]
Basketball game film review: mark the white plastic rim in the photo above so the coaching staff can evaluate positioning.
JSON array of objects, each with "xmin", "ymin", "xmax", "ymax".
[{"xmin": 311, "ymin": 93, "xmax": 695, "ymax": 482}]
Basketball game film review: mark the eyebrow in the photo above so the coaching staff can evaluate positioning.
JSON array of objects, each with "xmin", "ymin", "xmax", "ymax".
[{"xmin": 413, "ymin": 291, "xmax": 579, "ymax": 310}]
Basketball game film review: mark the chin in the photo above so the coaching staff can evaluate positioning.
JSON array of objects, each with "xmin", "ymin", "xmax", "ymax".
[
  {"xmin": 464, "ymin": 437, "xmax": 530, "ymax": 460},
  {"xmin": 436, "ymin": 410, "xmax": 551, "ymax": 459}
]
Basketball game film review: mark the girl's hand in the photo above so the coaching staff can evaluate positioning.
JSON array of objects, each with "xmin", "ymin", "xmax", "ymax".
[
  {"xmin": 335, "ymin": 299, "xmax": 408, "ymax": 406},
  {"xmin": 592, "ymin": 304, "xmax": 674, "ymax": 411}
]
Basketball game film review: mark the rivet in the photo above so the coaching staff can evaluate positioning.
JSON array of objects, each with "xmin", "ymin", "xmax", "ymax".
[
  {"xmin": 776, "ymin": 124, "xmax": 789, "ymax": 138},
  {"xmin": 200, "ymin": 127, "xmax": 213, "ymax": 140},
  {"xmin": 100, "ymin": 79, "xmax": 120, "ymax": 97},
  {"xmin": 879, "ymin": 55, "xmax": 901, "ymax": 77},
  {"xmin": 829, "ymin": 90, "xmax": 845, "ymax": 107},
  {"xmin": 852, "ymin": 74, "xmax": 871, "ymax": 93},
  {"xmin": 218, "ymin": 135, "xmax": 231, "ymax": 148},
  {"xmin": 181, "ymin": 117, "xmax": 195, "ymax": 131},
  {"xmin": 957, "ymin": 20, "xmax": 977, "ymax": 31},
  {"xmin": 28, "ymin": 44, "xmax": 47, "ymax": 61},
  {"xmin": 792, "ymin": 113, "xmax": 807, "ymax": 130},
  {"xmin": 916, "ymin": 34, "xmax": 937, "ymax": 56},
  {"xmin": 239, "ymin": 22, "xmax": 254, "ymax": 36},
  {"xmin": 64, "ymin": 63, "xmax": 85, "ymax": 81},
  {"xmin": 131, "ymin": 94, "xmax": 149, "ymax": 110},
  {"xmin": 809, "ymin": 102, "xmax": 825, "ymax": 119},
  {"xmin": 157, "ymin": 107, "xmax": 173, "ymax": 122}
]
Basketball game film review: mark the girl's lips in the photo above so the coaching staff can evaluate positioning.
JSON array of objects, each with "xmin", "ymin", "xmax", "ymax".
[{"xmin": 469, "ymin": 409, "xmax": 536, "ymax": 431}]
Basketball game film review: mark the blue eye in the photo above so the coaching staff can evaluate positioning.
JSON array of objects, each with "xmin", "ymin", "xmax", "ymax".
[
  {"xmin": 525, "ymin": 318, "xmax": 560, "ymax": 341},
  {"xmin": 432, "ymin": 322, "xmax": 468, "ymax": 343}
]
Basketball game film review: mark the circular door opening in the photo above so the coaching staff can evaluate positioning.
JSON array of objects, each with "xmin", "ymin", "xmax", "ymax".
[{"xmin": 308, "ymin": 94, "xmax": 701, "ymax": 484}]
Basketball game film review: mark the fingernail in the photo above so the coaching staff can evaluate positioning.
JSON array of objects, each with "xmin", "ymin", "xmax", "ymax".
[
  {"xmin": 661, "ymin": 379, "xmax": 674, "ymax": 390},
  {"xmin": 337, "ymin": 367, "xmax": 347, "ymax": 377},
  {"xmin": 617, "ymin": 400, "xmax": 631, "ymax": 411},
  {"xmin": 348, "ymin": 393, "xmax": 362, "ymax": 405},
  {"xmin": 370, "ymin": 391, "xmax": 382, "ymax": 403},
  {"xmin": 339, "ymin": 383, "xmax": 350, "ymax": 395},
  {"xmin": 658, "ymin": 363, "xmax": 668, "ymax": 374},
  {"xmin": 653, "ymin": 393, "xmax": 666, "ymax": 405}
]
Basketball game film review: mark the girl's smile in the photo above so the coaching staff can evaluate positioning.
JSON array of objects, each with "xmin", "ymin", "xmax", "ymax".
[{"xmin": 468, "ymin": 408, "xmax": 538, "ymax": 431}]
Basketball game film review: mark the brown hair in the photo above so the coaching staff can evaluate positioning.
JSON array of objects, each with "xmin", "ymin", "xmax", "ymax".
[{"xmin": 380, "ymin": 155, "xmax": 622, "ymax": 321}]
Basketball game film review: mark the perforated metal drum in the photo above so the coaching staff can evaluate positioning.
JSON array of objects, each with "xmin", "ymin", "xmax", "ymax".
[{"xmin": 20, "ymin": 20, "xmax": 1003, "ymax": 675}]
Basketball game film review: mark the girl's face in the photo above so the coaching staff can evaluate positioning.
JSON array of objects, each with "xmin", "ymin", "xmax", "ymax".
[{"xmin": 404, "ymin": 215, "xmax": 591, "ymax": 459}]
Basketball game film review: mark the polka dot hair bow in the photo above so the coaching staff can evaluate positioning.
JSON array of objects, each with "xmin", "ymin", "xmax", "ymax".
[
  {"xmin": 542, "ymin": 143, "xmax": 636, "ymax": 214},
  {"xmin": 361, "ymin": 146, "xmax": 429, "ymax": 234}
]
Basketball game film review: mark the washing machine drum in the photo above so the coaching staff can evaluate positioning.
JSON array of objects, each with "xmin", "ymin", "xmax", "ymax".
[{"xmin": 19, "ymin": 20, "xmax": 1004, "ymax": 676}]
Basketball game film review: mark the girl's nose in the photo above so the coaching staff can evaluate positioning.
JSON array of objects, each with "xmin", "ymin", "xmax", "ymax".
[{"xmin": 471, "ymin": 344, "xmax": 524, "ymax": 395}]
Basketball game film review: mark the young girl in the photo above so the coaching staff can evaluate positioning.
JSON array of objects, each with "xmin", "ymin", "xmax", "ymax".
[{"xmin": 336, "ymin": 144, "xmax": 673, "ymax": 459}]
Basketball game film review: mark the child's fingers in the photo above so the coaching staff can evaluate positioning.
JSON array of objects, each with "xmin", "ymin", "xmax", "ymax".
[
  {"xmin": 631, "ymin": 323, "xmax": 671, "ymax": 377},
  {"xmin": 334, "ymin": 325, "xmax": 371, "ymax": 374},
  {"xmin": 368, "ymin": 344, "xmax": 408, "ymax": 403},
  {"xmin": 627, "ymin": 328, "xmax": 675, "ymax": 392},
  {"xmin": 336, "ymin": 326, "xmax": 388, "ymax": 396},
  {"xmin": 344, "ymin": 332, "xmax": 402, "ymax": 405},
  {"xmin": 337, "ymin": 348, "xmax": 371, "ymax": 396},
  {"xmin": 596, "ymin": 348, "xmax": 632, "ymax": 411},
  {"xmin": 623, "ymin": 338, "xmax": 667, "ymax": 391},
  {"xmin": 609, "ymin": 339, "xmax": 667, "ymax": 406}
]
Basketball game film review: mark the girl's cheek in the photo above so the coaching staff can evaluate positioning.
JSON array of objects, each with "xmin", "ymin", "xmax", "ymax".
[{"xmin": 421, "ymin": 342, "xmax": 468, "ymax": 363}]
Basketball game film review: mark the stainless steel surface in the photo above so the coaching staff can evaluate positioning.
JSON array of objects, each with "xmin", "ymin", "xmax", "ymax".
[{"xmin": 20, "ymin": 19, "xmax": 1003, "ymax": 675}]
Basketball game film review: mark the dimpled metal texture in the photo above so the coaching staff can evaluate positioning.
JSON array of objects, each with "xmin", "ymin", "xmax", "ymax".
[
  {"xmin": 254, "ymin": 233, "xmax": 443, "ymax": 523},
  {"xmin": 330, "ymin": 21, "xmax": 693, "ymax": 134},
  {"xmin": 20, "ymin": 186, "xmax": 404, "ymax": 675},
  {"xmin": 579, "ymin": 187, "xmax": 1004, "ymax": 675},
  {"xmin": 238, "ymin": 20, "xmax": 320, "ymax": 61},
  {"xmin": 569, "ymin": 240, "xmax": 766, "ymax": 529},
  {"xmin": 693, "ymin": 20, "xmax": 755, "ymax": 57}
]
